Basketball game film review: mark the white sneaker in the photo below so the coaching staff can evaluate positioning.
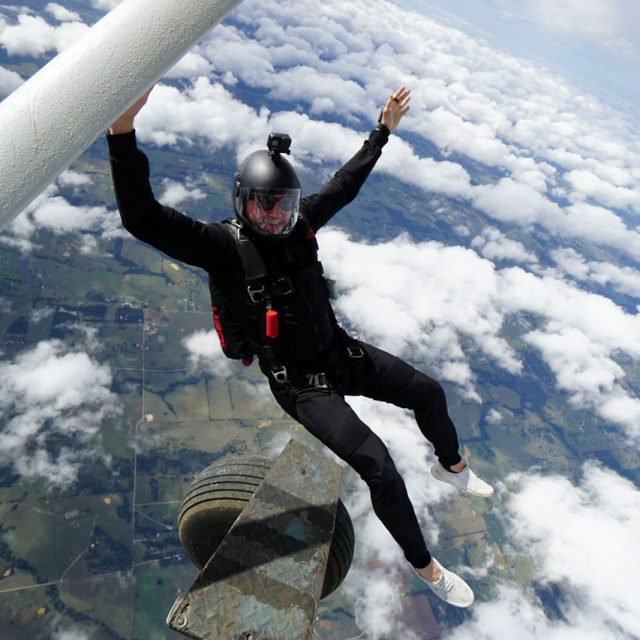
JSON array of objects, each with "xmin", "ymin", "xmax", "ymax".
[
  {"xmin": 431, "ymin": 460, "xmax": 494, "ymax": 497},
  {"xmin": 412, "ymin": 559, "xmax": 475, "ymax": 608}
]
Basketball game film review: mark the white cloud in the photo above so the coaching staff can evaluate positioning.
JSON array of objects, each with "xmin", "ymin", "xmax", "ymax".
[
  {"xmin": 267, "ymin": 66, "xmax": 368, "ymax": 118},
  {"xmin": 134, "ymin": 80, "xmax": 269, "ymax": 150},
  {"xmin": 159, "ymin": 179, "xmax": 206, "ymax": 208},
  {"xmin": 182, "ymin": 329, "xmax": 235, "ymax": 378},
  {"xmin": 563, "ymin": 201, "xmax": 640, "ymax": 254},
  {"xmin": 90, "ymin": 0, "xmax": 122, "ymax": 10},
  {"xmin": 525, "ymin": 327, "xmax": 639, "ymax": 427},
  {"xmin": 471, "ymin": 228, "xmax": 538, "ymax": 264},
  {"xmin": 319, "ymin": 228, "xmax": 640, "ymax": 439},
  {"xmin": 30, "ymin": 196, "xmax": 119, "ymax": 238},
  {"xmin": 0, "ymin": 63, "xmax": 23, "ymax": 97},
  {"xmin": 452, "ymin": 583, "xmax": 611, "ymax": 640},
  {"xmin": 550, "ymin": 247, "xmax": 591, "ymax": 280},
  {"xmin": 118, "ymin": 0, "xmax": 640, "ymax": 259},
  {"xmin": 0, "ymin": 13, "xmax": 88, "ymax": 56},
  {"xmin": 0, "ymin": 336, "xmax": 121, "ymax": 489},
  {"xmin": 30, "ymin": 306, "xmax": 54, "ymax": 323},
  {"xmin": 565, "ymin": 168, "xmax": 640, "ymax": 212},
  {"xmin": 472, "ymin": 180, "xmax": 558, "ymax": 227},
  {"xmin": 321, "ymin": 228, "xmax": 520, "ymax": 399},
  {"xmin": 2, "ymin": 181, "xmax": 126, "ymax": 255},
  {"xmin": 449, "ymin": 463, "xmax": 640, "ymax": 639},
  {"xmin": 378, "ymin": 136, "xmax": 474, "ymax": 198},
  {"xmin": 347, "ymin": 570, "xmax": 417, "ymax": 640},
  {"xmin": 57, "ymin": 170, "xmax": 92, "ymax": 188},
  {"xmin": 46, "ymin": 3, "xmax": 81, "ymax": 22},
  {"xmin": 472, "ymin": 179, "xmax": 640, "ymax": 258},
  {"xmin": 501, "ymin": 271, "xmax": 640, "ymax": 438},
  {"xmin": 413, "ymin": 106, "xmax": 514, "ymax": 169},
  {"xmin": 137, "ymin": 79, "xmax": 472, "ymax": 200},
  {"xmin": 552, "ymin": 247, "xmax": 640, "ymax": 298},
  {"xmin": 51, "ymin": 623, "xmax": 96, "ymax": 640},
  {"xmin": 202, "ymin": 24, "xmax": 276, "ymax": 87},
  {"xmin": 165, "ymin": 49, "xmax": 214, "ymax": 79}
]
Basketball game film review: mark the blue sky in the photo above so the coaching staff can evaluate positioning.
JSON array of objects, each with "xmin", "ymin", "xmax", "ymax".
[{"xmin": 397, "ymin": 0, "xmax": 640, "ymax": 110}]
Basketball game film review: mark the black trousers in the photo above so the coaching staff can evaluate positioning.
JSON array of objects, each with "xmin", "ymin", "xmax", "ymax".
[{"xmin": 267, "ymin": 335, "xmax": 462, "ymax": 569}]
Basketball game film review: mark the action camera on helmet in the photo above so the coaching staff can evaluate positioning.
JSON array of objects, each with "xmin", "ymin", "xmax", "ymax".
[{"xmin": 267, "ymin": 133, "xmax": 292, "ymax": 156}]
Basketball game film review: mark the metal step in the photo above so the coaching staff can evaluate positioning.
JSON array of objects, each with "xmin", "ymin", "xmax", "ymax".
[{"xmin": 167, "ymin": 439, "xmax": 343, "ymax": 640}]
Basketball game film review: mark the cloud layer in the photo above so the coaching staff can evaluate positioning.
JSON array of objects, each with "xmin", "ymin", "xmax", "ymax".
[
  {"xmin": 451, "ymin": 462, "xmax": 640, "ymax": 639},
  {"xmin": 1, "ymin": 175, "xmax": 127, "ymax": 254},
  {"xmin": 0, "ymin": 331, "xmax": 121, "ymax": 488},
  {"xmin": 319, "ymin": 228, "xmax": 640, "ymax": 439},
  {"xmin": 495, "ymin": 0, "xmax": 640, "ymax": 61},
  {"xmin": 3, "ymin": 0, "xmax": 639, "ymax": 264}
]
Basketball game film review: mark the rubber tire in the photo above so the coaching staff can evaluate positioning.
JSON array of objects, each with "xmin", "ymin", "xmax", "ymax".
[{"xmin": 178, "ymin": 454, "xmax": 354, "ymax": 599}]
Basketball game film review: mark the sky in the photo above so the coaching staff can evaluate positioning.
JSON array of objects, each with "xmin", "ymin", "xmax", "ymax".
[
  {"xmin": 1, "ymin": 0, "xmax": 640, "ymax": 638},
  {"xmin": 399, "ymin": 0, "xmax": 640, "ymax": 109}
]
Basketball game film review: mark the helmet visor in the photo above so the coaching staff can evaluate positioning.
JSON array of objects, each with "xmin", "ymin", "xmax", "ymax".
[{"xmin": 240, "ymin": 187, "xmax": 301, "ymax": 236}]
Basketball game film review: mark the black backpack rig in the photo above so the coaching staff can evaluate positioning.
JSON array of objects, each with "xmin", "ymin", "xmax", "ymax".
[{"xmin": 207, "ymin": 217, "xmax": 338, "ymax": 381}]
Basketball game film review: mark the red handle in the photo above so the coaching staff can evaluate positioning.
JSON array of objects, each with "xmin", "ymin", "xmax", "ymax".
[{"xmin": 266, "ymin": 309, "xmax": 279, "ymax": 338}]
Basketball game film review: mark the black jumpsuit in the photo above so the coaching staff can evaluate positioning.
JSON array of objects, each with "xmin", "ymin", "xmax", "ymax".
[{"xmin": 107, "ymin": 127, "xmax": 462, "ymax": 569}]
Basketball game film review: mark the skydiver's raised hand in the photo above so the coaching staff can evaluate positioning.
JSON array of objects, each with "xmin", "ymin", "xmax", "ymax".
[
  {"xmin": 379, "ymin": 85, "xmax": 411, "ymax": 133},
  {"xmin": 108, "ymin": 85, "xmax": 155, "ymax": 135}
]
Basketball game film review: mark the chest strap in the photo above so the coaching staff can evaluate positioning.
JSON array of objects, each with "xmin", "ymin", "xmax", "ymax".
[{"xmin": 246, "ymin": 262, "xmax": 325, "ymax": 304}]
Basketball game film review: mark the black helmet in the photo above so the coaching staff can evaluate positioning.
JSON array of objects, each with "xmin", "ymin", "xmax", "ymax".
[{"xmin": 233, "ymin": 133, "xmax": 301, "ymax": 238}]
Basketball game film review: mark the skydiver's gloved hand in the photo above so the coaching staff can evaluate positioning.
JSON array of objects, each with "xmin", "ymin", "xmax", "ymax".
[
  {"xmin": 108, "ymin": 85, "xmax": 155, "ymax": 135},
  {"xmin": 378, "ymin": 85, "xmax": 412, "ymax": 134}
]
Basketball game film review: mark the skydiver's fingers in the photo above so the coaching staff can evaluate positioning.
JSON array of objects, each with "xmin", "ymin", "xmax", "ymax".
[
  {"xmin": 390, "ymin": 87, "xmax": 412, "ymax": 115},
  {"xmin": 380, "ymin": 85, "xmax": 412, "ymax": 133},
  {"xmin": 108, "ymin": 84, "xmax": 156, "ymax": 135},
  {"xmin": 397, "ymin": 87, "xmax": 411, "ymax": 116},
  {"xmin": 392, "ymin": 85, "xmax": 411, "ymax": 106}
]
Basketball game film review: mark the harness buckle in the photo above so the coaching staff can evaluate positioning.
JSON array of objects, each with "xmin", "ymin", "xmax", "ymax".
[
  {"xmin": 247, "ymin": 283, "xmax": 265, "ymax": 303},
  {"xmin": 275, "ymin": 277, "xmax": 293, "ymax": 295},
  {"xmin": 347, "ymin": 346, "xmax": 364, "ymax": 358},
  {"xmin": 306, "ymin": 372, "xmax": 330, "ymax": 390},
  {"xmin": 271, "ymin": 365, "xmax": 288, "ymax": 385}
]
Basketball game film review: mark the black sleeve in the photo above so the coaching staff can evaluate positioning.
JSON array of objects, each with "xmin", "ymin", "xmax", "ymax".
[
  {"xmin": 107, "ymin": 131, "xmax": 226, "ymax": 270},
  {"xmin": 301, "ymin": 125, "xmax": 390, "ymax": 232}
]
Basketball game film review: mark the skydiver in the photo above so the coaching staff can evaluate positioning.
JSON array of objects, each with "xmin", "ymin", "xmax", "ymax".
[{"xmin": 107, "ymin": 84, "xmax": 493, "ymax": 608}]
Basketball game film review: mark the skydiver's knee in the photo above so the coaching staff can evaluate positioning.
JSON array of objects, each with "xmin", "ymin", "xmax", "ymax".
[
  {"xmin": 412, "ymin": 372, "xmax": 447, "ymax": 409},
  {"xmin": 346, "ymin": 433, "xmax": 402, "ymax": 490}
]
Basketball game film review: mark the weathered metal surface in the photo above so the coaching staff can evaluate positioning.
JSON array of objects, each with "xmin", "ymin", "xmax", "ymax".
[{"xmin": 168, "ymin": 440, "xmax": 343, "ymax": 639}]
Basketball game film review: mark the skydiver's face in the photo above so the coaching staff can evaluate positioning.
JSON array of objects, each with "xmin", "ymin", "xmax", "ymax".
[{"xmin": 245, "ymin": 191, "xmax": 294, "ymax": 235}]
